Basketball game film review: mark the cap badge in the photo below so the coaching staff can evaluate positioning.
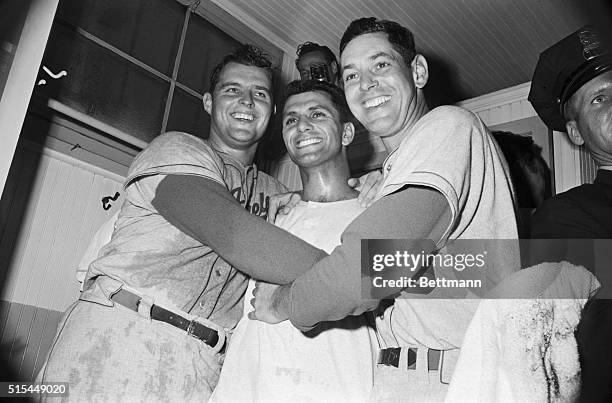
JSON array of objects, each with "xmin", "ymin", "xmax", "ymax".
[{"xmin": 579, "ymin": 28, "xmax": 604, "ymax": 60}]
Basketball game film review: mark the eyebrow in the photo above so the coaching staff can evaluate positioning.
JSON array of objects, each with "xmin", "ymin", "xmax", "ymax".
[
  {"xmin": 219, "ymin": 82, "xmax": 271, "ymax": 92},
  {"xmin": 342, "ymin": 51, "xmax": 399, "ymax": 71},
  {"xmin": 283, "ymin": 104, "xmax": 332, "ymax": 117},
  {"xmin": 592, "ymin": 82, "xmax": 612, "ymax": 93},
  {"xmin": 219, "ymin": 81, "xmax": 241, "ymax": 88}
]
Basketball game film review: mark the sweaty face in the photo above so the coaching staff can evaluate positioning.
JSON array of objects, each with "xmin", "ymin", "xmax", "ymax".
[
  {"xmin": 567, "ymin": 70, "xmax": 612, "ymax": 166},
  {"xmin": 282, "ymin": 90, "xmax": 347, "ymax": 168},
  {"xmin": 341, "ymin": 33, "xmax": 419, "ymax": 140},
  {"xmin": 204, "ymin": 62, "xmax": 272, "ymax": 151}
]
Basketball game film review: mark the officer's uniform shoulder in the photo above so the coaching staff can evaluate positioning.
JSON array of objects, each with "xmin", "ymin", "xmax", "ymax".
[{"xmin": 532, "ymin": 185, "xmax": 592, "ymax": 225}]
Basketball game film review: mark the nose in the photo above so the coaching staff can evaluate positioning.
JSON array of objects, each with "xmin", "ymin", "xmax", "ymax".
[
  {"xmin": 240, "ymin": 91, "xmax": 254, "ymax": 107},
  {"xmin": 297, "ymin": 117, "xmax": 312, "ymax": 133},
  {"xmin": 360, "ymin": 71, "xmax": 378, "ymax": 91}
]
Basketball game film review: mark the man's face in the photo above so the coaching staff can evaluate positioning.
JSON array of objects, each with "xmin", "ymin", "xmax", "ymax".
[
  {"xmin": 566, "ymin": 70, "xmax": 612, "ymax": 166},
  {"xmin": 203, "ymin": 62, "xmax": 272, "ymax": 150},
  {"xmin": 282, "ymin": 90, "xmax": 349, "ymax": 168},
  {"xmin": 341, "ymin": 32, "xmax": 419, "ymax": 139},
  {"xmin": 297, "ymin": 50, "xmax": 336, "ymax": 84}
]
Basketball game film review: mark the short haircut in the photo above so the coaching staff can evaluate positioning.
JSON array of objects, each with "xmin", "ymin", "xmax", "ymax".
[
  {"xmin": 339, "ymin": 17, "xmax": 416, "ymax": 67},
  {"xmin": 295, "ymin": 42, "xmax": 338, "ymax": 68},
  {"xmin": 282, "ymin": 80, "xmax": 354, "ymax": 124},
  {"xmin": 564, "ymin": 93, "xmax": 580, "ymax": 122},
  {"xmin": 208, "ymin": 44, "xmax": 274, "ymax": 94}
]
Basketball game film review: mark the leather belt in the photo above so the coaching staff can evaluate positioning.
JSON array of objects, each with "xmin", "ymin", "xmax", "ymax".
[{"xmin": 111, "ymin": 288, "xmax": 220, "ymax": 348}]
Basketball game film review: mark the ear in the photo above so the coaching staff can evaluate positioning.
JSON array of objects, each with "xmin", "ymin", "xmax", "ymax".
[
  {"xmin": 341, "ymin": 122, "xmax": 355, "ymax": 146},
  {"xmin": 203, "ymin": 93, "xmax": 213, "ymax": 115},
  {"xmin": 565, "ymin": 120, "xmax": 585, "ymax": 146},
  {"xmin": 411, "ymin": 54, "xmax": 429, "ymax": 89},
  {"xmin": 331, "ymin": 60, "xmax": 339, "ymax": 77}
]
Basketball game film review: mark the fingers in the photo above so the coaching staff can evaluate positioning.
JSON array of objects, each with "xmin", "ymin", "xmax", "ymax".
[
  {"xmin": 347, "ymin": 177, "xmax": 362, "ymax": 191},
  {"xmin": 356, "ymin": 170, "xmax": 383, "ymax": 207},
  {"xmin": 267, "ymin": 192, "xmax": 302, "ymax": 223},
  {"xmin": 287, "ymin": 193, "xmax": 301, "ymax": 209},
  {"xmin": 268, "ymin": 193, "xmax": 291, "ymax": 223}
]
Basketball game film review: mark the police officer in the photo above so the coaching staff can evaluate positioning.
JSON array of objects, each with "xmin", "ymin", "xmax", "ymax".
[{"xmin": 529, "ymin": 25, "xmax": 612, "ymax": 402}]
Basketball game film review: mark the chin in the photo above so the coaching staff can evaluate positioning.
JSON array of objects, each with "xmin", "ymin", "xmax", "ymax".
[{"xmin": 365, "ymin": 122, "xmax": 395, "ymax": 137}]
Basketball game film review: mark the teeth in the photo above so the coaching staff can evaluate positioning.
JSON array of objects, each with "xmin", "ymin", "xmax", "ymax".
[
  {"xmin": 364, "ymin": 96, "xmax": 391, "ymax": 108},
  {"xmin": 297, "ymin": 138, "xmax": 322, "ymax": 147},
  {"xmin": 232, "ymin": 113, "xmax": 254, "ymax": 121}
]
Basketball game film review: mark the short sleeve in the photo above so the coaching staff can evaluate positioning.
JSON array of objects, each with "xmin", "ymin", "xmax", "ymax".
[
  {"xmin": 125, "ymin": 132, "xmax": 225, "ymax": 188},
  {"xmin": 379, "ymin": 106, "xmax": 490, "ymax": 238}
]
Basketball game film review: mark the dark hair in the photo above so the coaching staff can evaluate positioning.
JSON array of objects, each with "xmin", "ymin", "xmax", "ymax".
[
  {"xmin": 339, "ymin": 17, "xmax": 416, "ymax": 66},
  {"xmin": 491, "ymin": 131, "xmax": 551, "ymax": 208},
  {"xmin": 282, "ymin": 80, "xmax": 354, "ymax": 124},
  {"xmin": 209, "ymin": 44, "xmax": 274, "ymax": 94},
  {"xmin": 295, "ymin": 42, "xmax": 338, "ymax": 68}
]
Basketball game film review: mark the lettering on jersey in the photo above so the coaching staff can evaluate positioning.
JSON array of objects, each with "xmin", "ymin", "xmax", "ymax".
[{"xmin": 230, "ymin": 187, "xmax": 270, "ymax": 219}]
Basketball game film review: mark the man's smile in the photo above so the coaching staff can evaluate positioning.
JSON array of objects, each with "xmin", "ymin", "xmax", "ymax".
[
  {"xmin": 296, "ymin": 137, "xmax": 323, "ymax": 148},
  {"xmin": 363, "ymin": 96, "xmax": 391, "ymax": 109},
  {"xmin": 231, "ymin": 112, "xmax": 255, "ymax": 121}
]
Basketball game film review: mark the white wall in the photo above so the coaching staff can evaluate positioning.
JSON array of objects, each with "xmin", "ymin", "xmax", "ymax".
[
  {"xmin": 458, "ymin": 82, "xmax": 596, "ymax": 193},
  {"xmin": 1, "ymin": 139, "xmax": 124, "ymax": 312}
]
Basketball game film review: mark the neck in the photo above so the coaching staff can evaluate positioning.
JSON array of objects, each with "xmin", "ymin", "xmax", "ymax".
[
  {"xmin": 382, "ymin": 94, "xmax": 430, "ymax": 153},
  {"xmin": 299, "ymin": 157, "xmax": 357, "ymax": 202},
  {"xmin": 208, "ymin": 134, "xmax": 256, "ymax": 166}
]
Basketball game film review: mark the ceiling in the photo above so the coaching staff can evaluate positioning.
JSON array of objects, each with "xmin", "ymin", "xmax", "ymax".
[{"xmin": 208, "ymin": 0, "xmax": 593, "ymax": 105}]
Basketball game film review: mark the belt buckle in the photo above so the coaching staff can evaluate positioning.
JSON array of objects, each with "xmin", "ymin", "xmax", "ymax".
[
  {"xmin": 187, "ymin": 318, "xmax": 226, "ymax": 352},
  {"xmin": 186, "ymin": 320, "xmax": 200, "ymax": 339}
]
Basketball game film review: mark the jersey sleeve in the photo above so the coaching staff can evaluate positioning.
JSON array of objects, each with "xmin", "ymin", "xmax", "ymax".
[
  {"xmin": 380, "ymin": 106, "xmax": 495, "ymax": 243},
  {"xmin": 125, "ymin": 132, "xmax": 225, "ymax": 188}
]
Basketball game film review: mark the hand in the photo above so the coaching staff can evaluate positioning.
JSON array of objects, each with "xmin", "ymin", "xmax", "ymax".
[
  {"xmin": 267, "ymin": 192, "xmax": 302, "ymax": 223},
  {"xmin": 348, "ymin": 169, "xmax": 383, "ymax": 207},
  {"xmin": 248, "ymin": 281, "xmax": 290, "ymax": 324}
]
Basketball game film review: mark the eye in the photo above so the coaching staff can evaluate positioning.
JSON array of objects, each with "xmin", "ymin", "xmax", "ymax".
[
  {"xmin": 592, "ymin": 94, "xmax": 609, "ymax": 104},
  {"xmin": 255, "ymin": 91, "xmax": 268, "ymax": 99},
  {"xmin": 344, "ymin": 72, "xmax": 357, "ymax": 82},
  {"xmin": 375, "ymin": 61, "xmax": 390, "ymax": 70},
  {"xmin": 284, "ymin": 117, "xmax": 297, "ymax": 126},
  {"xmin": 312, "ymin": 111, "xmax": 326, "ymax": 119},
  {"xmin": 225, "ymin": 87, "xmax": 240, "ymax": 94}
]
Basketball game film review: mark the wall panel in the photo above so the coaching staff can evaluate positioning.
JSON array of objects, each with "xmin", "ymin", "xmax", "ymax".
[
  {"xmin": 1, "ymin": 140, "xmax": 124, "ymax": 312},
  {"xmin": 0, "ymin": 301, "xmax": 62, "ymax": 381}
]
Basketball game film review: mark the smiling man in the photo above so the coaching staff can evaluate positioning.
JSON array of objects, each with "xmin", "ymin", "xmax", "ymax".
[
  {"xmin": 211, "ymin": 80, "xmax": 377, "ymax": 403},
  {"xmin": 251, "ymin": 18, "xmax": 519, "ymax": 401},
  {"xmin": 37, "ymin": 45, "xmax": 327, "ymax": 402}
]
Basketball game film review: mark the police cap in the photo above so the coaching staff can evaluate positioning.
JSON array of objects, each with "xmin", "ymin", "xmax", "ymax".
[{"xmin": 528, "ymin": 25, "xmax": 612, "ymax": 131}]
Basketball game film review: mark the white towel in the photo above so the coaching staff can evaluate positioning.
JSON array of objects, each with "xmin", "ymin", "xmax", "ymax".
[{"xmin": 446, "ymin": 262, "xmax": 600, "ymax": 402}]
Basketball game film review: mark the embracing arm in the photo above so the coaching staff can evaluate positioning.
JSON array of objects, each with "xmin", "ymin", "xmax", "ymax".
[
  {"xmin": 252, "ymin": 186, "xmax": 452, "ymax": 330},
  {"xmin": 151, "ymin": 174, "xmax": 327, "ymax": 284}
]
